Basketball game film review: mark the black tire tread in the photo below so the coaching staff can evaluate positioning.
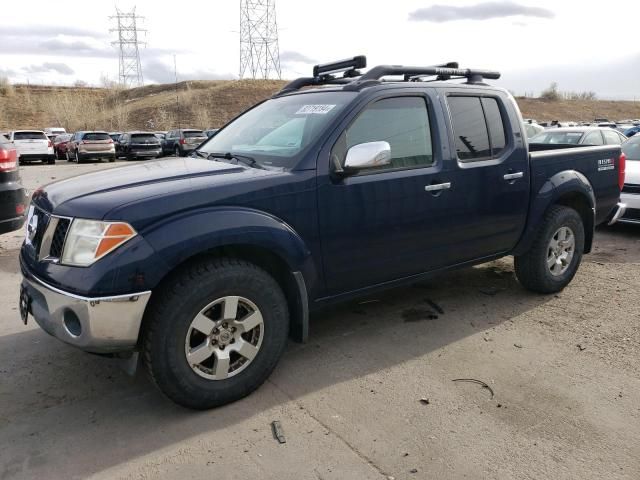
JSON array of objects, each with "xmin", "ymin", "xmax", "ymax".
[
  {"xmin": 142, "ymin": 257, "xmax": 289, "ymax": 409},
  {"xmin": 515, "ymin": 205, "xmax": 584, "ymax": 294}
]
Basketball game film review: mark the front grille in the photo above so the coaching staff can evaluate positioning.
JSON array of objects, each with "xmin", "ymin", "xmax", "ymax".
[
  {"xmin": 49, "ymin": 218, "xmax": 71, "ymax": 258},
  {"xmin": 622, "ymin": 184, "xmax": 640, "ymax": 194}
]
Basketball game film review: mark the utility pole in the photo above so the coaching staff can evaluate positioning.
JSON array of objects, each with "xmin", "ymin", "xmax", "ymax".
[
  {"xmin": 174, "ymin": 55, "xmax": 181, "ymax": 130},
  {"xmin": 110, "ymin": 7, "xmax": 146, "ymax": 88},
  {"xmin": 239, "ymin": 0, "xmax": 282, "ymax": 79}
]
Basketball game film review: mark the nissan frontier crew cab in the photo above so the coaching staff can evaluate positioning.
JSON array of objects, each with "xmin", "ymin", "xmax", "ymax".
[{"xmin": 19, "ymin": 57, "xmax": 626, "ymax": 409}]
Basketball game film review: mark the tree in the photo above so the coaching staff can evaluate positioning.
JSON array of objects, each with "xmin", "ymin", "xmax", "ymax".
[{"xmin": 540, "ymin": 82, "xmax": 560, "ymax": 101}]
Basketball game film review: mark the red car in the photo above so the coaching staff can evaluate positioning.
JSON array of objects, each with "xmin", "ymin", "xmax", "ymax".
[{"xmin": 53, "ymin": 133, "xmax": 72, "ymax": 160}]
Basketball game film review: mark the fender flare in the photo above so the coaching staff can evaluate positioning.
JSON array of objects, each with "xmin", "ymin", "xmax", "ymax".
[
  {"xmin": 513, "ymin": 170, "xmax": 595, "ymax": 256},
  {"xmin": 142, "ymin": 206, "xmax": 316, "ymax": 342}
]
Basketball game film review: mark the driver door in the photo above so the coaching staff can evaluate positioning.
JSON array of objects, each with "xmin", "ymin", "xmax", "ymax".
[{"xmin": 317, "ymin": 94, "xmax": 455, "ymax": 295}]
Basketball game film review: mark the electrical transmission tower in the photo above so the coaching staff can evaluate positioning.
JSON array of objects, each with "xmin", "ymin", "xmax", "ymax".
[
  {"xmin": 239, "ymin": 0, "xmax": 282, "ymax": 80},
  {"xmin": 110, "ymin": 7, "xmax": 146, "ymax": 88}
]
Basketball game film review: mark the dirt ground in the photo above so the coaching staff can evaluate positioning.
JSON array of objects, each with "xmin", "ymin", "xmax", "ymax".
[{"xmin": 0, "ymin": 161, "xmax": 638, "ymax": 480}]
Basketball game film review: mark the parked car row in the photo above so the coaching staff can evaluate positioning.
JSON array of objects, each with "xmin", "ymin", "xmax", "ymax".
[{"xmin": 529, "ymin": 126, "xmax": 628, "ymax": 146}]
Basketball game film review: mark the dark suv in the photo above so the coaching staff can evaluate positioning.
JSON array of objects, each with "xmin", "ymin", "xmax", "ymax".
[
  {"xmin": 117, "ymin": 132, "xmax": 163, "ymax": 160},
  {"xmin": 162, "ymin": 129, "xmax": 207, "ymax": 157},
  {"xmin": 0, "ymin": 137, "xmax": 27, "ymax": 234}
]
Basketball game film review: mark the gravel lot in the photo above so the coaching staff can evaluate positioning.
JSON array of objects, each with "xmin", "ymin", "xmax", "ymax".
[{"xmin": 1, "ymin": 160, "xmax": 639, "ymax": 480}]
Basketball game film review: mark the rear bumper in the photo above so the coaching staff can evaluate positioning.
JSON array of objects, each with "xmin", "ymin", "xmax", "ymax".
[
  {"xmin": 19, "ymin": 154, "xmax": 54, "ymax": 162},
  {"xmin": 128, "ymin": 148, "xmax": 162, "ymax": 157},
  {"xmin": 21, "ymin": 269, "xmax": 152, "ymax": 354},
  {"xmin": 608, "ymin": 202, "xmax": 627, "ymax": 225},
  {"xmin": 0, "ymin": 216, "xmax": 25, "ymax": 235},
  {"xmin": 78, "ymin": 151, "xmax": 116, "ymax": 160},
  {"xmin": 0, "ymin": 183, "xmax": 27, "ymax": 234}
]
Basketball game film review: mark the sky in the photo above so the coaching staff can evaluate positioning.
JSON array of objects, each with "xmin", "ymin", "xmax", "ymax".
[{"xmin": 0, "ymin": 0, "xmax": 639, "ymax": 99}]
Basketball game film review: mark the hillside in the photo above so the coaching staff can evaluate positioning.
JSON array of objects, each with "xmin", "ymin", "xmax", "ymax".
[{"xmin": 1, "ymin": 80, "xmax": 639, "ymax": 132}]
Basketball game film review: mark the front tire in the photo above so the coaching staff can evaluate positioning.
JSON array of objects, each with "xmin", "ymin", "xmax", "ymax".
[
  {"xmin": 515, "ymin": 205, "xmax": 584, "ymax": 294},
  {"xmin": 143, "ymin": 258, "xmax": 289, "ymax": 409}
]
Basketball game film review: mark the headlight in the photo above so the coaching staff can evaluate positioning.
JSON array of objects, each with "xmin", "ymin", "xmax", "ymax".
[{"xmin": 61, "ymin": 219, "xmax": 137, "ymax": 266}]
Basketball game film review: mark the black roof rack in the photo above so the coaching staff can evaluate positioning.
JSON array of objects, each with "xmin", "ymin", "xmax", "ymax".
[{"xmin": 275, "ymin": 56, "xmax": 501, "ymax": 97}]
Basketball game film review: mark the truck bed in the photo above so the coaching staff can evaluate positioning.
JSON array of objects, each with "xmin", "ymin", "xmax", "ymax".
[{"xmin": 529, "ymin": 144, "xmax": 622, "ymax": 225}]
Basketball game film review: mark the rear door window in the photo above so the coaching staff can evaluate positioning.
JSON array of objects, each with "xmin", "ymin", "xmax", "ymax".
[
  {"xmin": 447, "ymin": 97, "xmax": 492, "ymax": 161},
  {"xmin": 14, "ymin": 131, "xmax": 47, "ymax": 140}
]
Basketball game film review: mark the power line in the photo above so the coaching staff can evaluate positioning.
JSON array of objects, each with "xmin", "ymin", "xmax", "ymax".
[
  {"xmin": 110, "ymin": 7, "xmax": 146, "ymax": 88},
  {"xmin": 239, "ymin": 0, "xmax": 282, "ymax": 80}
]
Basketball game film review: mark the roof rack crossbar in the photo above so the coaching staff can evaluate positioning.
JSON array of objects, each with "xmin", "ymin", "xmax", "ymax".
[{"xmin": 356, "ymin": 65, "xmax": 501, "ymax": 83}]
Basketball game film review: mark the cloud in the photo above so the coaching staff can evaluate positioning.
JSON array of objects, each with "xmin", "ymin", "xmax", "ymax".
[
  {"xmin": 280, "ymin": 51, "xmax": 317, "ymax": 64},
  {"xmin": 24, "ymin": 62, "xmax": 74, "ymax": 75},
  {"xmin": 409, "ymin": 1, "xmax": 554, "ymax": 22},
  {"xmin": 0, "ymin": 25, "xmax": 108, "ymax": 39},
  {"xmin": 143, "ymin": 60, "xmax": 234, "ymax": 84},
  {"xmin": 39, "ymin": 38, "xmax": 111, "ymax": 57}
]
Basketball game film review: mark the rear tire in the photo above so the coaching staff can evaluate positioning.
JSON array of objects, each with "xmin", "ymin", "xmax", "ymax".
[
  {"xmin": 515, "ymin": 205, "xmax": 584, "ymax": 294},
  {"xmin": 47, "ymin": 156, "xmax": 55, "ymax": 165},
  {"xmin": 175, "ymin": 146, "xmax": 182, "ymax": 157},
  {"xmin": 109, "ymin": 155, "xmax": 116, "ymax": 163},
  {"xmin": 74, "ymin": 150, "xmax": 81, "ymax": 163},
  {"xmin": 143, "ymin": 258, "xmax": 289, "ymax": 410}
]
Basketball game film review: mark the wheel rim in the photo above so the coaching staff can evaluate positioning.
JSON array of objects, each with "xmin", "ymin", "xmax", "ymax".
[
  {"xmin": 75, "ymin": 150, "xmax": 79, "ymax": 162},
  {"xmin": 184, "ymin": 296, "xmax": 265, "ymax": 380},
  {"xmin": 547, "ymin": 226, "xmax": 575, "ymax": 276}
]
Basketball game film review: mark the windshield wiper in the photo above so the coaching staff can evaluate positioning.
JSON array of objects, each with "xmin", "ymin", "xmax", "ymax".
[
  {"xmin": 207, "ymin": 152, "xmax": 264, "ymax": 169},
  {"xmin": 191, "ymin": 150, "xmax": 209, "ymax": 159}
]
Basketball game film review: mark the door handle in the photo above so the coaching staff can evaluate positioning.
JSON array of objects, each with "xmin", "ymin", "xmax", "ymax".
[
  {"xmin": 503, "ymin": 172, "xmax": 524, "ymax": 181},
  {"xmin": 425, "ymin": 182, "xmax": 452, "ymax": 192}
]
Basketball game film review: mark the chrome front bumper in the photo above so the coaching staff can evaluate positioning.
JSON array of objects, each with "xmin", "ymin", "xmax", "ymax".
[{"xmin": 21, "ymin": 273, "xmax": 151, "ymax": 353}]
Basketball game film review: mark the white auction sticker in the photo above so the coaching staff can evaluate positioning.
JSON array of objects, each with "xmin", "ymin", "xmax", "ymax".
[{"xmin": 296, "ymin": 104, "xmax": 336, "ymax": 115}]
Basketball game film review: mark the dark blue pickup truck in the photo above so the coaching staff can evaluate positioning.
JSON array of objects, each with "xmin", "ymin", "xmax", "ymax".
[{"xmin": 19, "ymin": 57, "xmax": 626, "ymax": 409}]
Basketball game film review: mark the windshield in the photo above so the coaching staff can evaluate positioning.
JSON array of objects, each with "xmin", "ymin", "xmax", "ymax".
[
  {"xmin": 623, "ymin": 137, "xmax": 640, "ymax": 160},
  {"xmin": 14, "ymin": 131, "xmax": 47, "ymax": 140},
  {"xmin": 198, "ymin": 91, "xmax": 356, "ymax": 169},
  {"xmin": 530, "ymin": 131, "xmax": 584, "ymax": 145}
]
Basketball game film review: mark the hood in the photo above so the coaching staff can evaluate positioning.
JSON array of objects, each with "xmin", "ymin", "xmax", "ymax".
[{"xmin": 32, "ymin": 158, "xmax": 281, "ymax": 221}]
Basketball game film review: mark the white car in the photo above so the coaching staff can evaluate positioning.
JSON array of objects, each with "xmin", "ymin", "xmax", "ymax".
[
  {"xmin": 620, "ymin": 136, "xmax": 640, "ymax": 224},
  {"xmin": 8, "ymin": 130, "xmax": 55, "ymax": 164},
  {"xmin": 44, "ymin": 127, "xmax": 66, "ymax": 136}
]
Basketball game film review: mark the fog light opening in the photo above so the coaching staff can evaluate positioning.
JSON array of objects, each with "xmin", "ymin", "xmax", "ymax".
[{"xmin": 63, "ymin": 310, "xmax": 82, "ymax": 338}]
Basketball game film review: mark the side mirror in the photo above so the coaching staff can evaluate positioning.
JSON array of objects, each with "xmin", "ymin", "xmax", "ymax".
[{"xmin": 343, "ymin": 141, "xmax": 391, "ymax": 172}]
